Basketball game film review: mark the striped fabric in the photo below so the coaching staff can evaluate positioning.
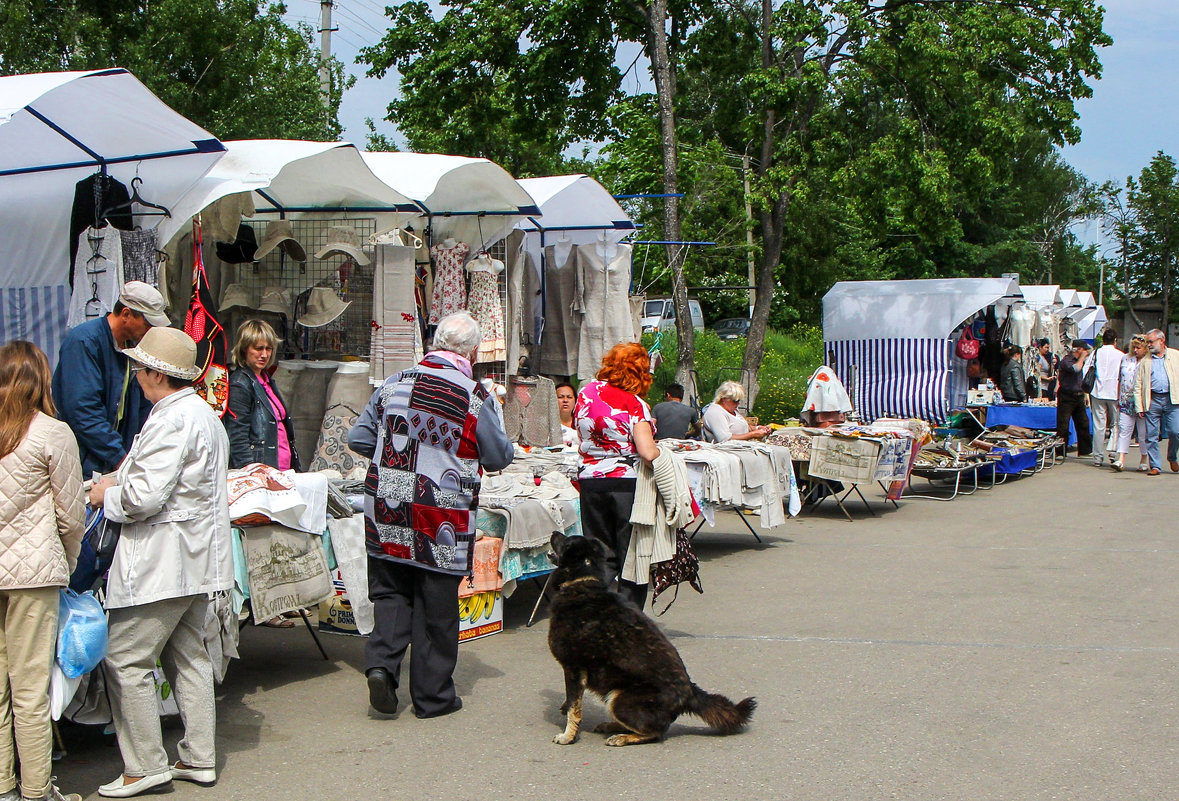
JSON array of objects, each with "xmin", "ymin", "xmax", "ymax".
[
  {"xmin": 0, "ymin": 284, "xmax": 71, "ymax": 368},
  {"xmin": 825, "ymin": 338, "xmax": 952, "ymax": 423}
]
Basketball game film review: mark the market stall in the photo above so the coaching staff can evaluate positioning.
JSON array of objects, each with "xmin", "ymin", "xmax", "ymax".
[
  {"xmin": 823, "ymin": 277, "xmax": 1024, "ymax": 423},
  {"xmin": 0, "ymin": 68, "xmax": 226, "ymax": 362}
]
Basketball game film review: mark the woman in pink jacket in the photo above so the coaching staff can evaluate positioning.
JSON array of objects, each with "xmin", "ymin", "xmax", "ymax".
[{"xmin": 0, "ymin": 341, "xmax": 85, "ymax": 801}]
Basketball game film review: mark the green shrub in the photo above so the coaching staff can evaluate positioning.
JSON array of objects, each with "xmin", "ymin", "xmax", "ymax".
[{"xmin": 642, "ymin": 323, "xmax": 824, "ymax": 421}]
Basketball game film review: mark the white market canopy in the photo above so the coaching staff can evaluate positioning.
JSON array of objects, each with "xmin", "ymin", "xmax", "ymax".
[
  {"xmin": 1075, "ymin": 304, "xmax": 1108, "ymax": 339},
  {"xmin": 1058, "ymin": 288, "xmax": 1081, "ymax": 310},
  {"xmin": 1066, "ymin": 290, "xmax": 1097, "ymax": 320},
  {"xmin": 0, "ymin": 68, "xmax": 225, "ymax": 289},
  {"xmin": 514, "ymin": 174, "xmax": 635, "ymax": 269},
  {"xmin": 1017, "ymin": 284, "xmax": 1063, "ymax": 309},
  {"xmin": 360, "ymin": 151, "xmax": 538, "ymax": 246},
  {"xmin": 158, "ymin": 140, "xmax": 420, "ymax": 245},
  {"xmin": 823, "ymin": 277, "xmax": 1023, "ymax": 341}
]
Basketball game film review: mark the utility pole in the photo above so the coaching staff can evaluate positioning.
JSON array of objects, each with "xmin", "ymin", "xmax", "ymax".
[
  {"xmin": 318, "ymin": 0, "xmax": 335, "ymax": 110},
  {"xmin": 742, "ymin": 151, "xmax": 756, "ymax": 318}
]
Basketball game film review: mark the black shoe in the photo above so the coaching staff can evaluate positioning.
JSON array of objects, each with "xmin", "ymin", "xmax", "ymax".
[
  {"xmin": 366, "ymin": 668, "xmax": 398, "ymax": 714},
  {"xmin": 415, "ymin": 697, "xmax": 462, "ymax": 719}
]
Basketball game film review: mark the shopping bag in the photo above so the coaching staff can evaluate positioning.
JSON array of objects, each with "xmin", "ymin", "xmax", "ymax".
[
  {"xmin": 955, "ymin": 327, "xmax": 980, "ymax": 360},
  {"xmin": 56, "ymin": 589, "xmax": 108, "ymax": 679},
  {"xmin": 69, "ymin": 505, "xmax": 120, "ymax": 592},
  {"xmin": 649, "ymin": 527, "xmax": 703, "ymax": 615}
]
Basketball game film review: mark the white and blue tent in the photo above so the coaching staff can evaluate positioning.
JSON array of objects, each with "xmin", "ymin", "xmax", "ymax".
[{"xmin": 822, "ymin": 277, "xmax": 1023, "ymax": 423}]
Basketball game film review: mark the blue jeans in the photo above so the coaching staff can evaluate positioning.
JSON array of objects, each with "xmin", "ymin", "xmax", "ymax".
[{"xmin": 1144, "ymin": 395, "xmax": 1179, "ymax": 469}]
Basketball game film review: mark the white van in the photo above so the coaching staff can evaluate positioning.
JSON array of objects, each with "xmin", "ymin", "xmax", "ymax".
[{"xmin": 640, "ymin": 297, "xmax": 704, "ymax": 333}]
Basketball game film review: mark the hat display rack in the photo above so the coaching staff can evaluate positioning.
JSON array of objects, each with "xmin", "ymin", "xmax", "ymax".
[{"xmin": 221, "ymin": 217, "xmax": 377, "ymax": 359}]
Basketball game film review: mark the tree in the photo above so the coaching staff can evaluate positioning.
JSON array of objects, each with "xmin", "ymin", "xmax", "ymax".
[
  {"xmin": 0, "ymin": 0, "xmax": 348, "ymax": 141},
  {"xmin": 1120, "ymin": 152, "xmax": 1179, "ymax": 328}
]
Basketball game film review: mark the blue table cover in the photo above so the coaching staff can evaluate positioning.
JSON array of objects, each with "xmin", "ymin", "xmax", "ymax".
[{"xmin": 985, "ymin": 404, "xmax": 1091, "ymax": 447}]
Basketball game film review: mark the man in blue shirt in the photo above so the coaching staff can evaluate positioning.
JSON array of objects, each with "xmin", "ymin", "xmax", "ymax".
[
  {"xmin": 52, "ymin": 281, "xmax": 170, "ymax": 477},
  {"xmin": 1134, "ymin": 328, "xmax": 1179, "ymax": 475}
]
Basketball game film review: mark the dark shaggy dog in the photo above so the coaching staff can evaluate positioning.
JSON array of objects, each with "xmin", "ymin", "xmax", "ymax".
[{"xmin": 546, "ymin": 533, "xmax": 756, "ymax": 746}]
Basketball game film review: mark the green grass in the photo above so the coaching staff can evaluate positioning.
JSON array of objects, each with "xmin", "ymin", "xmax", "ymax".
[{"xmin": 643, "ymin": 323, "xmax": 824, "ymax": 421}]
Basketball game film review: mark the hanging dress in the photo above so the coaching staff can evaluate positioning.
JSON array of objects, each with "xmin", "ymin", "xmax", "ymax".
[
  {"xmin": 67, "ymin": 226, "xmax": 125, "ymax": 328},
  {"xmin": 428, "ymin": 240, "xmax": 469, "ymax": 324},
  {"xmin": 467, "ymin": 254, "xmax": 506, "ymax": 363}
]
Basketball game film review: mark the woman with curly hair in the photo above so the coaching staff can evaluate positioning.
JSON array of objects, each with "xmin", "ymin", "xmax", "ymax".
[{"xmin": 573, "ymin": 342, "xmax": 659, "ymax": 609}]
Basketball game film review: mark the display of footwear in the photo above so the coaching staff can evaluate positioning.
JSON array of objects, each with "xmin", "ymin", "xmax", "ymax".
[
  {"xmin": 170, "ymin": 763, "xmax": 216, "ymax": 786},
  {"xmin": 97, "ymin": 772, "xmax": 172, "ymax": 798},
  {"xmin": 366, "ymin": 667, "xmax": 399, "ymax": 715},
  {"xmin": 1148, "ymin": 468, "xmax": 1161, "ymax": 476},
  {"xmin": 415, "ymin": 697, "xmax": 463, "ymax": 719}
]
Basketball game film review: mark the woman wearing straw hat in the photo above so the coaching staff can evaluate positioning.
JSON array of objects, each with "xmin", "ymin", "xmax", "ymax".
[{"xmin": 87, "ymin": 327, "xmax": 233, "ymax": 798}]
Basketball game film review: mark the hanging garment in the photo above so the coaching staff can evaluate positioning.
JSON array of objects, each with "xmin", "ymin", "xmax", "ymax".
[
  {"xmin": 1007, "ymin": 305, "xmax": 1036, "ymax": 348},
  {"xmin": 69, "ymin": 173, "xmax": 133, "ymax": 286},
  {"xmin": 574, "ymin": 242, "xmax": 635, "ymax": 380},
  {"xmin": 205, "ymin": 192, "xmax": 256, "ymax": 244},
  {"xmin": 467, "ymin": 255, "xmax": 506, "ymax": 363},
  {"xmin": 309, "ymin": 362, "xmax": 373, "ymax": 480},
  {"xmin": 502, "ymin": 375, "xmax": 562, "ymax": 446},
  {"xmin": 534, "ymin": 242, "xmax": 580, "ymax": 376},
  {"xmin": 428, "ymin": 240, "xmax": 469, "ymax": 324},
  {"xmin": 183, "ymin": 222, "xmax": 229, "ymax": 415},
  {"xmin": 370, "ymin": 244, "xmax": 419, "ymax": 384},
  {"xmin": 503, "ymin": 231, "xmax": 529, "ymax": 375},
  {"xmin": 119, "ymin": 228, "xmax": 160, "ymax": 286},
  {"xmin": 67, "ymin": 226, "xmax": 125, "ymax": 328}
]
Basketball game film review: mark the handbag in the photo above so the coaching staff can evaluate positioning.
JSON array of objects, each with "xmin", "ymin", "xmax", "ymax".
[
  {"xmin": 955, "ymin": 327, "xmax": 980, "ymax": 360},
  {"xmin": 184, "ymin": 220, "xmax": 230, "ymax": 416},
  {"xmin": 68, "ymin": 506, "xmax": 120, "ymax": 592},
  {"xmin": 1082, "ymin": 356, "xmax": 1099, "ymax": 394},
  {"xmin": 649, "ymin": 527, "xmax": 703, "ymax": 615}
]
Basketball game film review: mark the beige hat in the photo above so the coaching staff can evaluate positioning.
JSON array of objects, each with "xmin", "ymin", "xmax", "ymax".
[
  {"xmin": 253, "ymin": 220, "xmax": 307, "ymax": 262},
  {"xmin": 298, "ymin": 287, "xmax": 350, "ymax": 328},
  {"xmin": 257, "ymin": 286, "xmax": 293, "ymax": 316},
  {"xmin": 123, "ymin": 327, "xmax": 202, "ymax": 380},
  {"xmin": 313, "ymin": 226, "xmax": 371, "ymax": 266},
  {"xmin": 219, "ymin": 283, "xmax": 256, "ymax": 313},
  {"xmin": 119, "ymin": 281, "xmax": 170, "ymax": 327}
]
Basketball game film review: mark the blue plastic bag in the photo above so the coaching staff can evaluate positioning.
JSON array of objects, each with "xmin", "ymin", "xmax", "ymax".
[{"xmin": 57, "ymin": 589, "xmax": 108, "ymax": 679}]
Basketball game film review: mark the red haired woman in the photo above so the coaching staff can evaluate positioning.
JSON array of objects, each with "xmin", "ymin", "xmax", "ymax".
[{"xmin": 572, "ymin": 342, "xmax": 659, "ymax": 609}]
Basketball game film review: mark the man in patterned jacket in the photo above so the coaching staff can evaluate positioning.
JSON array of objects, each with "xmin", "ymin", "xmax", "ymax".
[{"xmin": 349, "ymin": 311, "xmax": 513, "ymax": 718}]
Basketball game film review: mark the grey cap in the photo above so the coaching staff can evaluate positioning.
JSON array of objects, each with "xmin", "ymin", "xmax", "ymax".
[{"xmin": 119, "ymin": 281, "xmax": 170, "ymax": 327}]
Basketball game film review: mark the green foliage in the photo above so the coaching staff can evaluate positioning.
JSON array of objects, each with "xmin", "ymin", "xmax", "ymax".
[
  {"xmin": 1107, "ymin": 152, "xmax": 1179, "ymax": 324},
  {"xmin": 643, "ymin": 324, "xmax": 823, "ymax": 421},
  {"xmin": 0, "ymin": 0, "xmax": 347, "ymax": 141}
]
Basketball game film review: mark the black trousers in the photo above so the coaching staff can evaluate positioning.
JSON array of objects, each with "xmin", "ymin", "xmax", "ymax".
[
  {"xmin": 365, "ymin": 556, "xmax": 462, "ymax": 716},
  {"xmin": 1056, "ymin": 389, "xmax": 1092, "ymax": 456},
  {"xmin": 578, "ymin": 477, "xmax": 648, "ymax": 610}
]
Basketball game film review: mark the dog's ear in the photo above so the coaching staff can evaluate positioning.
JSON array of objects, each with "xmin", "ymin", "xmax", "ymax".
[{"xmin": 549, "ymin": 531, "xmax": 567, "ymax": 562}]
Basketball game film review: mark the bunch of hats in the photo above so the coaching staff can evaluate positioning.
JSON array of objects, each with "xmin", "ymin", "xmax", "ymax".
[{"xmin": 216, "ymin": 222, "xmax": 371, "ymax": 267}]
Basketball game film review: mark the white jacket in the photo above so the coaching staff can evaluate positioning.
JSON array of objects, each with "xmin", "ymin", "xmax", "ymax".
[{"xmin": 102, "ymin": 388, "xmax": 233, "ymax": 609}]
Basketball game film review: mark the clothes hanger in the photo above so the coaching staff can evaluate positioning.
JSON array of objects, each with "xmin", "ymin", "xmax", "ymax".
[{"xmin": 101, "ymin": 177, "xmax": 172, "ymax": 221}]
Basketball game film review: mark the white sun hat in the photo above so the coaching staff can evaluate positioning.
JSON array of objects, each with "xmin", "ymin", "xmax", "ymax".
[
  {"xmin": 313, "ymin": 225, "xmax": 371, "ymax": 265},
  {"xmin": 122, "ymin": 327, "xmax": 202, "ymax": 380}
]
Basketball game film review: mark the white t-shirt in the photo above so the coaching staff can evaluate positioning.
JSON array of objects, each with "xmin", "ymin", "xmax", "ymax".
[
  {"xmin": 702, "ymin": 403, "xmax": 749, "ymax": 443},
  {"xmin": 1090, "ymin": 344, "xmax": 1124, "ymax": 401}
]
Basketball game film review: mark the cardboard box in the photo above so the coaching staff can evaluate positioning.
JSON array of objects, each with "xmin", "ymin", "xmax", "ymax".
[
  {"xmin": 458, "ymin": 591, "xmax": 503, "ymax": 642},
  {"xmin": 318, "ymin": 571, "xmax": 361, "ymax": 636}
]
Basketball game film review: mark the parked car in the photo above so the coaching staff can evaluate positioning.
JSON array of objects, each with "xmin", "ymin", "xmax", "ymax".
[
  {"xmin": 710, "ymin": 317, "xmax": 751, "ymax": 340},
  {"xmin": 640, "ymin": 297, "xmax": 704, "ymax": 333}
]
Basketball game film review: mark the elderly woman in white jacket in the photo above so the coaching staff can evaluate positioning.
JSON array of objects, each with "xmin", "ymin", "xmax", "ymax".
[{"xmin": 87, "ymin": 328, "xmax": 232, "ymax": 799}]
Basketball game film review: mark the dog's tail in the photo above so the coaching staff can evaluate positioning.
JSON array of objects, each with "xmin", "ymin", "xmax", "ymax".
[{"xmin": 686, "ymin": 684, "xmax": 756, "ymax": 734}]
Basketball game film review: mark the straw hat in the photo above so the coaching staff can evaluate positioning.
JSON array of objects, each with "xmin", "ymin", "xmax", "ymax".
[
  {"xmin": 298, "ymin": 287, "xmax": 350, "ymax": 328},
  {"xmin": 257, "ymin": 286, "xmax": 293, "ymax": 316},
  {"xmin": 253, "ymin": 220, "xmax": 306, "ymax": 262},
  {"xmin": 219, "ymin": 283, "xmax": 256, "ymax": 313},
  {"xmin": 313, "ymin": 226, "xmax": 371, "ymax": 266},
  {"xmin": 122, "ymin": 327, "xmax": 202, "ymax": 380}
]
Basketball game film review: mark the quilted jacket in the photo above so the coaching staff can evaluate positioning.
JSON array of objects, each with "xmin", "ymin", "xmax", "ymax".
[{"xmin": 0, "ymin": 413, "xmax": 85, "ymax": 589}]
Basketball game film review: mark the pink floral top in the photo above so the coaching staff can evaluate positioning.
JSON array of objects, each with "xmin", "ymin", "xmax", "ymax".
[{"xmin": 574, "ymin": 380, "xmax": 655, "ymax": 480}]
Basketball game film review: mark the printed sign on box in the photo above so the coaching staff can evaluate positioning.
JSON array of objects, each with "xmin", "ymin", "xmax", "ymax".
[{"xmin": 459, "ymin": 591, "xmax": 503, "ymax": 642}]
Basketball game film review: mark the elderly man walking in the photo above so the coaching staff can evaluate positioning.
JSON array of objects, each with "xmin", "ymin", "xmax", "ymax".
[
  {"xmin": 1133, "ymin": 328, "xmax": 1179, "ymax": 476},
  {"xmin": 349, "ymin": 312, "xmax": 513, "ymax": 719},
  {"xmin": 1055, "ymin": 340, "xmax": 1093, "ymax": 459}
]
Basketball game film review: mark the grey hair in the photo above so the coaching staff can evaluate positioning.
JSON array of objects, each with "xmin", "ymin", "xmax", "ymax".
[
  {"xmin": 1148, "ymin": 328, "xmax": 1167, "ymax": 342},
  {"xmin": 432, "ymin": 311, "xmax": 482, "ymax": 356},
  {"xmin": 713, "ymin": 380, "xmax": 746, "ymax": 404}
]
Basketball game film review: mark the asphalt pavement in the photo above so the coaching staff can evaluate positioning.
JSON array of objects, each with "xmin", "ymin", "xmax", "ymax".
[{"xmin": 55, "ymin": 452, "xmax": 1179, "ymax": 801}]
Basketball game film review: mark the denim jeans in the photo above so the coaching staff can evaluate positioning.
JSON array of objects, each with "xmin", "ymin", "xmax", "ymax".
[{"xmin": 1144, "ymin": 395, "xmax": 1179, "ymax": 469}]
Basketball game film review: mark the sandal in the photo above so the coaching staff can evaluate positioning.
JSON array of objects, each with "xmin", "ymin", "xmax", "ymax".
[{"xmin": 260, "ymin": 616, "xmax": 296, "ymax": 628}]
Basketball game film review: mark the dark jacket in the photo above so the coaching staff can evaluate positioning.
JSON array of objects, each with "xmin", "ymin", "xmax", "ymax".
[
  {"xmin": 51, "ymin": 316, "xmax": 152, "ymax": 477},
  {"xmin": 999, "ymin": 359, "xmax": 1027, "ymax": 403},
  {"xmin": 224, "ymin": 367, "xmax": 301, "ymax": 471}
]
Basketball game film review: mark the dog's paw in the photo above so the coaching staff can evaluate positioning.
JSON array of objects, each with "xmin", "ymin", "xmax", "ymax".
[
  {"xmin": 552, "ymin": 732, "xmax": 579, "ymax": 745},
  {"xmin": 604, "ymin": 734, "xmax": 632, "ymax": 747}
]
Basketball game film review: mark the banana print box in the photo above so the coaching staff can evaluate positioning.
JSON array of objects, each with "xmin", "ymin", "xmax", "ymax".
[{"xmin": 459, "ymin": 591, "xmax": 503, "ymax": 642}]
